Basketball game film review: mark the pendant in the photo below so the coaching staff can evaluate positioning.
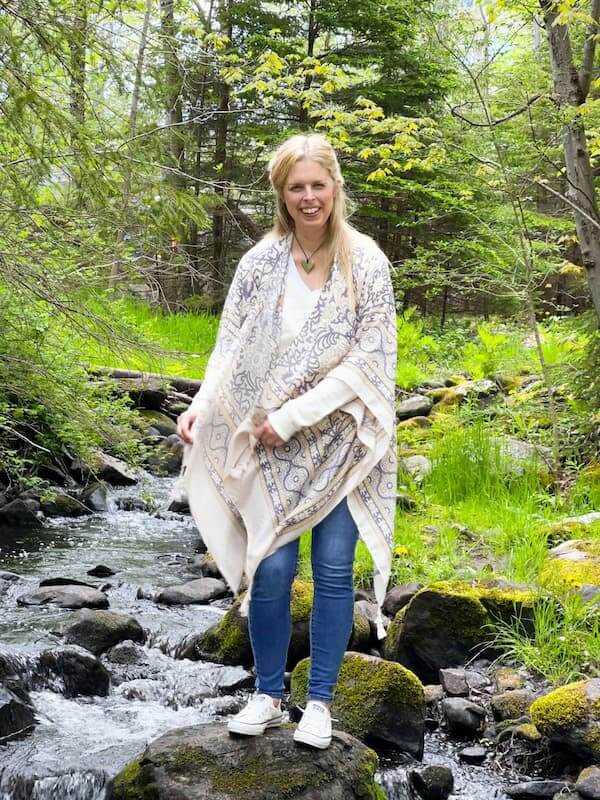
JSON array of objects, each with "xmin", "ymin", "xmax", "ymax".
[{"xmin": 301, "ymin": 258, "xmax": 315, "ymax": 274}]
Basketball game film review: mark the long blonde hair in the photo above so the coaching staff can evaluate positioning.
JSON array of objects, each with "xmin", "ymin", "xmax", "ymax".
[{"xmin": 267, "ymin": 134, "xmax": 358, "ymax": 304}]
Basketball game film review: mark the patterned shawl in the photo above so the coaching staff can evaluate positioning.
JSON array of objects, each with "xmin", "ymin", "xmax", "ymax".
[{"xmin": 184, "ymin": 233, "xmax": 397, "ymax": 637}]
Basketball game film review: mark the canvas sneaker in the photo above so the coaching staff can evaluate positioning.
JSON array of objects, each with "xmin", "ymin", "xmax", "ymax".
[
  {"xmin": 227, "ymin": 693, "xmax": 283, "ymax": 736},
  {"xmin": 293, "ymin": 700, "xmax": 333, "ymax": 749}
]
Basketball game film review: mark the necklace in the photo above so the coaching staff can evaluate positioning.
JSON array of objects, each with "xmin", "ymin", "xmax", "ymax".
[{"xmin": 294, "ymin": 233, "xmax": 324, "ymax": 274}]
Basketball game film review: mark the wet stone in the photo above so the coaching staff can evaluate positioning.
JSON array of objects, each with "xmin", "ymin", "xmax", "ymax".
[
  {"xmin": 87, "ymin": 564, "xmax": 117, "ymax": 578},
  {"xmin": 505, "ymin": 781, "xmax": 573, "ymax": 799},
  {"xmin": 495, "ymin": 666, "xmax": 525, "ymax": 692},
  {"xmin": 17, "ymin": 585, "xmax": 109, "ymax": 610},
  {"xmin": 576, "ymin": 767, "xmax": 600, "ymax": 800},
  {"xmin": 491, "ymin": 688, "xmax": 534, "ymax": 721},
  {"xmin": 424, "ymin": 684, "xmax": 445, "ymax": 705},
  {"xmin": 0, "ymin": 686, "xmax": 36, "ymax": 743},
  {"xmin": 458, "ymin": 745, "xmax": 487, "ymax": 764},
  {"xmin": 383, "ymin": 582, "xmax": 422, "ymax": 618},
  {"xmin": 409, "ymin": 765, "xmax": 454, "ymax": 800},
  {"xmin": 442, "ymin": 697, "xmax": 486, "ymax": 736},
  {"xmin": 439, "ymin": 668, "xmax": 468, "ymax": 696},
  {"xmin": 35, "ymin": 646, "xmax": 110, "ymax": 697},
  {"xmin": 155, "ymin": 577, "xmax": 229, "ymax": 605},
  {"xmin": 62, "ymin": 608, "xmax": 146, "ymax": 655},
  {"xmin": 114, "ymin": 496, "xmax": 148, "ymax": 512}
]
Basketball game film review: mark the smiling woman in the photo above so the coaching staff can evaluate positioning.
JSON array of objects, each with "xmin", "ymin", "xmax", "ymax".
[{"xmin": 176, "ymin": 133, "xmax": 397, "ymax": 751}]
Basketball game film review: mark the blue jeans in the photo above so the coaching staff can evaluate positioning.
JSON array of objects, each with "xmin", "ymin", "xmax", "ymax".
[{"xmin": 248, "ymin": 498, "xmax": 358, "ymax": 704}]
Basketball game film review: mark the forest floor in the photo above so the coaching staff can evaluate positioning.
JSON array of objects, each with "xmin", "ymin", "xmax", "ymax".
[{"xmin": 76, "ymin": 300, "xmax": 600, "ymax": 686}]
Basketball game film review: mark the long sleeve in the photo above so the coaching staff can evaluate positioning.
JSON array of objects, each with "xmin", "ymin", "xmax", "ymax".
[{"xmin": 268, "ymin": 377, "xmax": 356, "ymax": 442}]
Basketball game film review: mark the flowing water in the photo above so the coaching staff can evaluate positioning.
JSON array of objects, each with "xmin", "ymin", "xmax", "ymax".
[{"xmin": 0, "ymin": 475, "xmax": 514, "ymax": 799}]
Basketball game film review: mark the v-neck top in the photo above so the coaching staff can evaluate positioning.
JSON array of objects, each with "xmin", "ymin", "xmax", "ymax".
[
  {"xmin": 191, "ymin": 251, "xmax": 356, "ymax": 442},
  {"xmin": 280, "ymin": 252, "xmax": 323, "ymax": 353}
]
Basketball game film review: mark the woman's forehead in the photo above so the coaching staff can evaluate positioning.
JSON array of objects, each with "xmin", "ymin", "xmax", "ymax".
[{"xmin": 286, "ymin": 159, "xmax": 331, "ymax": 183}]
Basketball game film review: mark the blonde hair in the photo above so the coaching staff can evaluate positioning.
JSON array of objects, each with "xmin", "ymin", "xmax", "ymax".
[{"xmin": 267, "ymin": 133, "xmax": 357, "ymax": 304}]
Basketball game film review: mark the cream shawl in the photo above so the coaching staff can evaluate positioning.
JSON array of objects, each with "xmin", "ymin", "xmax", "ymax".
[{"xmin": 184, "ymin": 233, "xmax": 397, "ymax": 637}]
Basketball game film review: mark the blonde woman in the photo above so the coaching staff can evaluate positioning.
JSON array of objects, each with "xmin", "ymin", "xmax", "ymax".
[{"xmin": 177, "ymin": 134, "xmax": 397, "ymax": 749}]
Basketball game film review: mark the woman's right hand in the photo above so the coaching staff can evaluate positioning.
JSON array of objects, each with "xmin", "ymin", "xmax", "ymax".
[{"xmin": 176, "ymin": 408, "xmax": 199, "ymax": 445}]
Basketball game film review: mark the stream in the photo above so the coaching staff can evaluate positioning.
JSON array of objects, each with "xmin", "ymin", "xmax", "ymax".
[{"xmin": 0, "ymin": 475, "xmax": 517, "ymax": 799}]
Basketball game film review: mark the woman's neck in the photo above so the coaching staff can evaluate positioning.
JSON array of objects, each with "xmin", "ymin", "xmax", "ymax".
[{"xmin": 293, "ymin": 226, "xmax": 327, "ymax": 252}]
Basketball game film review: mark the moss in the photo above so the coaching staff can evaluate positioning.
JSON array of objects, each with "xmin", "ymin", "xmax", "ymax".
[
  {"xmin": 290, "ymin": 579, "xmax": 313, "ymax": 623},
  {"xmin": 112, "ymin": 758, "xmax": 159, "ymax": 800},
  {"xmin": 531, "ymin": 682, "xmax": 589, "ymax": 734},
  {"xmin": 349, "ymin": 609, "xmax": 371, "ymax": 651},
  {"xmin": 538, "ymin": 558, "xmax": 600, "ymax": 593},
  {"xmin": 397, "ymin": 417, "xmax": 432, "ymax": 430},
  {"xmin": 198, "ymin": 601, "xmax": 249, "ymax": 663},
  {"xmin": 291, "ymin": 653, "xmax": 424, "ymax": 741},
  {"xmin": 513, "ymin": 723, "xmax": 542, "ymax": 742}
]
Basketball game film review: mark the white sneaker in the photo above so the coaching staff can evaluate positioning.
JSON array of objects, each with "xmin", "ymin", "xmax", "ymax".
[
  {"xmin": 293, "ymin": 700, "xmax": 333, "ymax": 749},
  {"xmin": 227, "ymin": 693, "xmax": 283, "ymax": 736}
]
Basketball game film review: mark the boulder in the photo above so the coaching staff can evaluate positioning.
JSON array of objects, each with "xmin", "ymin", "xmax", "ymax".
[
  {"xmin": 137, "ymin": 409, "xmax": 178, "ymax": 437},
  {"xmin": 17, "ymin": 585, "xmax": 109, "ymax": 609},
  {"xmin": 145, "ymin": 435, "xmax": 184, "ymax": 475},
  {"xmin": 0, "ymin": 686, "xmax": 36, "ymax": 742},
  {"xmin": 109, "ymin": 722, "xmax": 384, "ymax": 800},
  {"xmin": 576, "ymin": 767, "xmax": 600, "ymax": 800},
  {"xmin": 441, "ymin": 697, "xmax": 486, "ymax": 737},
  {"xmin": 0, "ymin": 571, "xmax": 20, "ymax": 582},
  {"xmin": 78, "ymin": 482, "xmax": 111, "ymax": 512},
  {"xmin": 177, "ymin": 580, "xmax": 313, "ymax": 669},
  {"xmin": 400, "ymin": 455, "xmax": 432, "ymax": 483},
  {"xmin": 539, "ymin": 539, "xmax": 600, "ymax": 594},
  {"xmin": 491, "ymin": 689, "xmax": 535, "ymax": 721},
  {"xmin": 38, "ymin": 490, "xmax": 90, "ymax": 517},
  {"xmin": 115, "ymin": 496, "xmax": 148, "ymax": 512},
  {"xmin": 383, "ymin": 583, "xmax": 422, "ymax": 618},
  {"xmin": 290, "ymin": 651, "xmax": 425, "ymax": 758},
  {"xmin": 383, "ymin": 580, "xmax": 535, "ymax": 682},
  {"xmin": 0, "ymin": 498, "xmax": 43, "ymax": 527},
  {"xmin": 505, "ymin": 781, "xmax": 573, "ymax": 799},
  {"xmin": 187, "ymin": 554, "xmax": 223, "ymax": 579},
  {"xmin": 348, "ymin": 604, "xmax": 372, "ymax": 651},
  {"xmin": 87, "ymin": 565, "xmax": 117, "ymax": 578},
  {"xmin": 62, "ymin": 609, "xmax": 146, "ymax": 655},
  {"xmin": 530, "ymin": 679, "xmax": 600, "ymax": 762},
  {"xmin": 35, "ymin": 646, "xmax": 110, "ymax": 697},
  {"xmin": 397, "ymin": 395, "xmax": 433, "ymax": 421},
  {"xmin": 156, "ymin": 577, "xmax": 229, "ymax": 605},
  {"xmin": 409, "ymin": 766, "xmax": 453, "ymax": 800}
]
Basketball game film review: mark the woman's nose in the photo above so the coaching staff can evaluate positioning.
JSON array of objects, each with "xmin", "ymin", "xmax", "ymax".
[{"xmin": 302, "ymin": 185, "xmax": 316, "ymax": 200}]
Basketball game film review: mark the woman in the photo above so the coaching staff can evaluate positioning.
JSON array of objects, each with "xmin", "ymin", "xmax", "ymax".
[{"xmin": 177, "ymin": 133, "xmax": 397, "ymax": 750}]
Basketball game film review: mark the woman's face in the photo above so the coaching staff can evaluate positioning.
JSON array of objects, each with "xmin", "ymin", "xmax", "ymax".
[{"xmin": 282, "ymin": 159, "xmax": 336, "ymax": 238}]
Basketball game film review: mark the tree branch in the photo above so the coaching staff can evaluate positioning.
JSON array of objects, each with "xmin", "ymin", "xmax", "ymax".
[{"xmin": 450, "ymin": 95, "xmax": 542, "ymax": 127}]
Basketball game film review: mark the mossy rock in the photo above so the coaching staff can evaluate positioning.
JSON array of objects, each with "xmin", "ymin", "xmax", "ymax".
[
  {"xmin": 530, "ymin": 679, "xmax": 600, "ymax": 762},
  {"xmin": 383, "ymin": 580, "xmax": 536, "ymax": 683},
  {"xmin": 177, "ymin": 579, "xmax": 314, "ymax": 669},
  {"xmin": 538, "ymin": 555, "xmax": 600, "ymax": 595},
  {"xmin": 348, "ymin": 607, "xmax": 371, "ymax": 652},
  {"xmin": 136, "ymin": 410, "xmax": 177, "ymax": 437},
  {"xmin": 109, "ymin": 721, "xmax": 386, "ymax": 800},
  {"xmin": 290, "ymin": 652, "xmax": 425, "ymax": 758}
]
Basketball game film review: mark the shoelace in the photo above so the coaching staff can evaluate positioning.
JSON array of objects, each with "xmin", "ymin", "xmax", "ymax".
[{"xmin": 298, "ymin": 703, "xmax": 338, "ymax": 723}]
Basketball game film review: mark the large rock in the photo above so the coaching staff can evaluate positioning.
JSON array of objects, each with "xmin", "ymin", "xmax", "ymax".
[
  {"xmin": 177, "ymin": 580, "xmax": 313, "ymax": 669},
  {"xmin": 137, "ymin": 410, "xmax": 178, "ymax": 437},
  {"xmin": 383, "ymin": 580, "xmax": 535, "ymax": 682},
  {"xmin": 17, "ymin": 585, "xmax": 109, "ymax": 610},
  {"xmin": 0, "ymin": 686, "xmax": 36, "ymax": 742},
  {"xmin": 290, "ymin": 652, "xmax": 425, "ymax": 758},
  {"xmin": 530, "ymin": 679, "xmax": 600, "ymax": 761},
  {"xmin": 38, "ymin": 490, "xmax": 90, "ymax": 517},
  {"xmin": 156, "ymin": 578, "xmax": 229, "ymax": 605},
  {"xmin": 62, "ymin": 609, "xmax": 146, "ymax": 655},
  {"xmin": 539, "ymin": 539, "xmax": 600, "ymax": 595},
  {"xmin": 145, "ymin": 435, "xmax": 184, "ymax": 476},
  {"xmin": 397, "ymin": 395, "xmax": 433, "ymax": 421},
  {"xmin": 576, "ymin": 767, "xmax": 600, "ymax": 800},
  {"xmin": 0, "ymin": 498, "xmax": 43, "ymax": 527},
  {"xmin": 35, "ymin": 646, "xmax": 110, "ymax": 697},
  {"xmin": 109, "ymin": 722, "xmax": 385, "ymax": 800},
  {"xmin": 78, "ymin": 482, "xmax": 111, "ymax": 512}
]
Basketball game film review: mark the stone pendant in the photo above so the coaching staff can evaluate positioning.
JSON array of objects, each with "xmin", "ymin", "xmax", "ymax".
[{"xmin": 301, "ymin": 258, "xmax": 315, "ymax": 274}]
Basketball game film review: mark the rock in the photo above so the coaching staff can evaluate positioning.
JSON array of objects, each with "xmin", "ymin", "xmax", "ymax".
[
  {"xmin": 354, "ymin": 600, "xmax": 383, "ymax": 644},
  {"xmin": 397, "ymin": 395, "xmax": 433, "ymax": 420},
  {"xmin": 458, "ymin": 745, "xmax": 487, "ymax": 764},
  {"xmin": 156, "ymin": 577, "xmax": 229, "ymax": 605},
  {"xmin": 115, "ymin": 496, "xmax": 148, "ymax": 512},
  {"xmin": 78, "ymin": 482, "xmax": 110, "ymax": 512},
  {"xmin": 0, "ymin": 686, "xmax": 36, "ymax": 743},
  {"xmin": 348, "ymin": 604, "xmax": 372, "ymax": 651},
  {"xmin": 396, "ymin": 492, "xmax": 418, "ymax": 511},
  {"xmin": 0, "ymin": 498, "xmax": 44, "ymax": 527},
  {"xmin": 383, "ymin": 580, "xmax": 535, "ymax": 682},
  {"xmin": 62, "ymin": 609, "xmax": 146, "ymax": 655},
  {"xmin": 495, "ymin": 666, "xmax": 525, "ymax": 692},
  {"xmin": 505, "ymin": 781, "xmax": 573, "ymax": 799},
  {"xmin": 539, "ymin": 539, "xmax": 600, "ymax": 594},
  {"xmin": 87, "ymin": 565, "xmax": 116, "ymax": 578},
  {"xmin": 98, "ymin": 452, "xmax": 139, "ymax": 486},
  {"xmin": 290, "ymin": 651, "xmax": 425, "ymax": 758},
  {"xmin": 187, "ymin": 554, "xmax": 223, "ymax": 579},
  {"xmin": 145, "ymin": 435, "xmax": 184, "ymax": 475},
  {"xmin": 0, "ymin": 571, "xmax": 20, "ymax": 582},
  {"xmin": 439, "ymin": 668, "xmax": 468, "ymax": 696},
  {"xmin": 531, "ymin": 679, "xmax": 600, "ymax": 762},
  {"xmin": 511, "ymin": 722, "xmax": 542, "ymax": 743},
  {"xmin": 494, "ymin": 436, "xmax": 553, "ymax": 474},
  {"xmin": 110, "ymin": 723, "xmax": 383, "ymax": 800},
  {"xmin": 400, "ymin": 455, "xmax": 432, "ymax": 483},
  {"xmin": 177, "ymin": 579, "xmax": 313, "ymax": 669},
  {"xmin": 441, "ymin": 697, "xmax": 486, "ymax": 736},
  {"xmin": 576, "ymin": 767, "xmax": 600, "ymax": 800},
  {"xmin": 38, "ymin": 490, "xmax": 90, "ymax": 517},
  {"xmin": 39, "ymin": 577, "xmax": 98, "ymax": 589},
  {"xmin": 409, "ymin": 765, "xmax": 454, "ymax": 800},
  {"xmin": 35, "ymin": 646, "xmax": 110, "ymax": 697},
  {"xmin": 428, "ymin": 380, "xmax": 499, "ymax": 408},
  {"xmin": 383, "ymin": 583, "xmax": 422, "ymax": 617},
  {"xmin": 424, "ymin": 684, "xmax": 444, "ymax": 705},
  {"xmin": 137, "ymin": 409, "xmax": 178, "ymax": 437},
  {"xmin": 397, "ymin": 416, "xmax": 432, "ymax": 430},
  {"xmin": 491, "ymin": 689, "xmax": 534, "ymax": 721},
  {"xmin": 17, "ymin": 585, "xmax": 109, "ymax": 609}
]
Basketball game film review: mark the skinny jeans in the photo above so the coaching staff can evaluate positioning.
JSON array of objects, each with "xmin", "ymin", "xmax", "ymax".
[{"xmin": 248, "ymin": 498, "xmax": 358, "ymax": 704}]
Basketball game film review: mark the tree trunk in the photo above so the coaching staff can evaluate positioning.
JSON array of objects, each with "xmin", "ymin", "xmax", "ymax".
[
  {"xmin": 541, "ymin": 0, "xmax": 600, "ymax": 323},
  {"xmin": 298, "ymin": 0, "xmax": 318, "ymax": 128},
  {"xmin": 69, "ymin": 0, "xmax": 86, "ymax": 198},
  {"xmin": 110, "ymin": 0, "xmax": 153, "ymax": 290}
]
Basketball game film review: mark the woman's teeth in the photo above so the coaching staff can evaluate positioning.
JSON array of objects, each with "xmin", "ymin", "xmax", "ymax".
[{"xmin": 301, "ymin": 208, "xmax": 320, "ymax": 215}]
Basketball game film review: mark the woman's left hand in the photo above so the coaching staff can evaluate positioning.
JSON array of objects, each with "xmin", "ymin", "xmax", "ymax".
[{"xmin": 254, "ymin": 419, "xmax": 285, "ymax": 448}]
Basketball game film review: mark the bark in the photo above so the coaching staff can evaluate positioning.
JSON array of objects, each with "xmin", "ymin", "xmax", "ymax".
[
  {"xmin": 298, "ymin": 0, "xmax": 318, "ymax": 128},
  {"xmin": 69, "ymin": 0, "xmax": 86, "ymax": 196},
  {"xmin": 541, "ymin": 0, "xmax": 600, "ymax": 323},
  {"xmin": 110, "ymin": 0, "xmax": 153, "ymax": 290}
]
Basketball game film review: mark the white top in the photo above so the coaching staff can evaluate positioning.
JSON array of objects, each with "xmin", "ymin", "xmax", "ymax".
[{"xmin": 190, "ymin": 253, "xmax": 356, "ymax": 441}]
